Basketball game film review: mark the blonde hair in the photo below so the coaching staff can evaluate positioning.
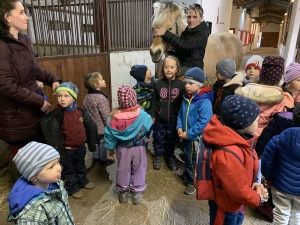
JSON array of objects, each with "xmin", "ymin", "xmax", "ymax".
[
  {"xmin": 161, "ymin": 55, "xmax": 181, "ymax": 79},
  {"xmin": 83, "ymin": 72, "xmax": 102, "ymax": 90}
]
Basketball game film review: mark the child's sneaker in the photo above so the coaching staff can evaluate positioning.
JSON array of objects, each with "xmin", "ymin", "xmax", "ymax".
[
  {"xmin": 83, "ymin": 182, "xmax": 95, "ymax": 190},
  {"xmin": 71, "ymin": 190, "xmax": 83, "ymax": 199},
  {"xmin": 132, "ymin": 192, "xmax": 142, "ymax": 205},
  {"xmin": 184, "ymin": 184, "xmax": 196, "ymax": 195},
  {"xmin": 118, "ymin": 192, "xmax": 128, "ymax": 203},
  {"xmin": 153, "ymin": 155, "xmax": 162, "ymax": 170}
]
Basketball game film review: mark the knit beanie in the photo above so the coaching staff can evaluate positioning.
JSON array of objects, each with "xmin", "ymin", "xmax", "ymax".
[
  {"xmin": 285, "ymin": 62, "xmax": 300, "ymax": 84},
  {"xmin": 56, "ymin": 81, "xmax": 79, "ymax": 100},
  {"xmin": 259, "ymin": 56, "xmax": 284, "ymax": 85},
  {"xmin": 221, "ymin": 95, "xmax": 260, "ymax": 130},
  {"xmin": 13, "ymin": 141, "xmax": 60, "ymax": 181},
  {"xmin": 130, "ymin": 65, "xmax": 148, "ymax": 82},
  {"xmin": 117, "ymin": 84, "xmax": 137, "ymax": 109},
  {"xmin": 216, "ymin": 58, "xmax": 236, "ymax": 78},
  {"xmin": 245, "ymin": 55, "xmax": 264, "ymax": 72},
  {"xmin": 183, "ymin": 67, "xmax": 205, "ymax": 86}
]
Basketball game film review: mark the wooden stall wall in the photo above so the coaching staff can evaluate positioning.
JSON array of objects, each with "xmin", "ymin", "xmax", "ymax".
[{"xmin": 37, "ymin": 54, "xmax": 111, "ymax": 108}]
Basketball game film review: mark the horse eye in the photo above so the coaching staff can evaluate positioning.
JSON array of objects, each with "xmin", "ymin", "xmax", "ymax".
[{"xmin": 168, "ymin": 28, "xmax": 172, "ymax": 30}]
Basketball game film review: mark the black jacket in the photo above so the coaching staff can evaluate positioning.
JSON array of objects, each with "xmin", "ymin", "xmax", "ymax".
[
  {"xmin": 151, "ymin": 78, "xmax": 185, "ymax": 122},
  {"xmin": 162, "ymin": 21, "xmax": 209, "ymax": 69},
  {"xmin": 256, "ymin": 111, "xmax": 294, "ymax": 157}
]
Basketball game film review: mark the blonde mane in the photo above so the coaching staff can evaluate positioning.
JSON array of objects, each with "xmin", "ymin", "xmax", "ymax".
[{"xmin": 151, "ymin": 1, "xmax": 187, "ymax": 36}]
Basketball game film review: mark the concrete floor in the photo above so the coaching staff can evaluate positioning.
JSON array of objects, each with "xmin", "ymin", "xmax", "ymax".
[{"xmin": 0, "ymin": 47, "xmax": 278, "ymax": 225}]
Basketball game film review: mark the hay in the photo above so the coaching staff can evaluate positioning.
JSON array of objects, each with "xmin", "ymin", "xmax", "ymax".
[{"xmin": 0, "ymin": 167, "xmax": 12, "ymax": 213}]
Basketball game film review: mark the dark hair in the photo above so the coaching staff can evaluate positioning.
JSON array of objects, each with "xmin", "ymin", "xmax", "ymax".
[
  {"xmin": 0, "ymin": 0, "xmax": 18, "ymax": 37},
  {"xmin": 188, "ymin": 3, "xmax": 204, "ymax": 17}
]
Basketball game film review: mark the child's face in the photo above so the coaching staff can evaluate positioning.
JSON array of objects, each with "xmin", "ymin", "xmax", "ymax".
[
  {"xmin": 185, "ymin": 82, "xmax": 201, "ymax": 94},
  {"xmin": 163, "ymin": 58, "xmax": 178, "ymax": 80},
  {"xmin": 57, "ymin": 90, "xmax": 75, "ymax": 108},
  {"xmin": 145, "ymin": 68, "xmax": 152, "ymax": 81},
  {"xmin": 242, "ymin": 116, "xmax": 259, "ymax": 135},
  {"xmin": 215, "ymin": 71, "xmax": 227, "ymax": 81},
  {"xmin": 288, "ymin": 78, "xmax": 300, "ymax": 93},
  {"xmin": 94, "ymin": 75, "xmax": 106, "ymax": 90},
  {"xmin": 246, "ymin": 66, "xmax": 260, "ymax": 79},
  {"xmin": 33, "ymin": 158, "xmax": 61, "ymax": 186}
]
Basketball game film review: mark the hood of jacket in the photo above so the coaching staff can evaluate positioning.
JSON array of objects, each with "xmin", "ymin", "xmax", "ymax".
[
  {"xmin": 235, "ymin": 83, "xmax": 284, "ymax": 104},
  {"xmin": 202, "ymin": 115, "xmax": 254, "ymax": 149},
  {"xmin": 185, "ymin": 88, "xmax": 214, "ymax": 105},
  {"xmin": 7, "ymin": 177, "xmax": 44, "ymax": 215}
]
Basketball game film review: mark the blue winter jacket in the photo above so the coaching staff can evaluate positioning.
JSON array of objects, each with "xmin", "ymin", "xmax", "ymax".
[
  {"xmin": 261, "ymin": 127, "xmax": 300, "ymax": 196},
  {"xmin": 177, "ymin": 90, "xmax": 214, "ymax": 140}
]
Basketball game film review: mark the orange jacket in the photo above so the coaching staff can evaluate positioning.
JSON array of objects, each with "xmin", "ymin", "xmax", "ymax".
[{"xmin": 202, "ymin": 115, "xmax": 260, "ymax": 213}]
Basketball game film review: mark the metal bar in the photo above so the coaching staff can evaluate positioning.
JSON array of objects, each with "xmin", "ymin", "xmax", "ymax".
[{"xmin": 57, "ymin": 0, "xmax": 65, "ymax": 55}]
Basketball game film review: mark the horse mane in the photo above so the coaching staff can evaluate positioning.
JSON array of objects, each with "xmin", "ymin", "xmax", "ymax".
[{"xmin": 151, "ymin": 0, "xmax": 187, "ymax": 34}]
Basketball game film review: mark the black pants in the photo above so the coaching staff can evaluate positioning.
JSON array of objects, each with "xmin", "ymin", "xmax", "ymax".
[{"xmin": 62, "ymin": 145, "xmax": 89, "ymax": 194}]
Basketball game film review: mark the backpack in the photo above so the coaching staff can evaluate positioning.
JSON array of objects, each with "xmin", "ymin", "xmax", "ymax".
[{"xmin": 194, "ymin": 138, "xmax": 244, "ymax": 200}]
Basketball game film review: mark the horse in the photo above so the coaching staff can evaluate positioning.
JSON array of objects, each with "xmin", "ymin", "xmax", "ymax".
[{"xmin": 150, "ymin": 1, "xmax": 243, "ymax": 84}]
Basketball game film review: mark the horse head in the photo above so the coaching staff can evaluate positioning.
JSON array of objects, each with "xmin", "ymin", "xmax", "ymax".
[{"xmin": 150, "ymin": 1, "xmax": 187, "ymax": 63}]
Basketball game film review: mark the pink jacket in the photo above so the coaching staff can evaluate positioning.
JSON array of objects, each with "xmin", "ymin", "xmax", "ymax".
[{"xmin": 235, "ymin": 83, "xmax": 294, "ymax": 138}]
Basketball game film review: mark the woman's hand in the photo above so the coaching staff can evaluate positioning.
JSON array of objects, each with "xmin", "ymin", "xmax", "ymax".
[
  {"xmin": 40, "ymin": 100, "xmax": 51, "ymax": 112},
  {"xmin": 52, "ymin": 81, "xmax": 60, "ymax": 93},
  {"xmin": 107, "ymin": 150, "xmax": 115, "ymax": 160},
  {"xmin": 154, "ymin": 26, "xmax": 166, "ymax": 36}
]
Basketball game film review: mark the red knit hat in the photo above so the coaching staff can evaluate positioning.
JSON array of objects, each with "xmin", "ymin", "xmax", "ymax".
[
  {"xmin": 245, "ymin": 55, "xmax": 264, "ymax": 72},
  {"xmin": 259, "ymin": 56, "xmax": 285, "ymax": 85},
  {"xmin": 117, "ymin": 84, "xmax": 137, "ymax": 109}
]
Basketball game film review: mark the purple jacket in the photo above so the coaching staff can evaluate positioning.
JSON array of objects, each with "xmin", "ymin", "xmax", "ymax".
[{"xmin": 0, "ymin": 34, "xmax": 61, "ymax": 143}]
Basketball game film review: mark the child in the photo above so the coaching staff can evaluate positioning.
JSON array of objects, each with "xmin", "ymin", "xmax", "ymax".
[
  {"xmin": 261, "ymin": 103, "xmax": 300, "ymax": 225},
  {"xmin": 104, "ymin": 85, "xmax": 152, "ymax": 205},
  {"xmin": 130, "ymin": 64, "xmax": 156, "ymax": 114},
  {"xmin": 177, "ymin": 67, "xmax": 214, "ymax": 195},
  {"xmin": 41, "ymin": 81, "xmax": 97, "ymax": 199},
  {"xmin": 244, "ymin": 55, "xmax": 264, "ymax": 85},
  {"xmin": 284, "ymin": 62, "xmax": 300, "ymax": 104},
  {"xmin": 83, "ymin": 72, "xmax": 113, "ymax": 164},
  {"xmin": 213, "ymin": 58, "xmax": 244, "ymax": 117},
  {"xmin": 7, "ymin": 141, "xmax": 74, "ymax": 224},
  {"xmin": 202, "ymin": 95, "xmax": 269, "ymax": 225},
  {"xmin": 151, "ymin": 55, "xmax": 185, "ymax": 171}
]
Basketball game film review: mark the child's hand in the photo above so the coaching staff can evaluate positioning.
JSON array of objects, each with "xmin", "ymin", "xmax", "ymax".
[
  {"xmin": 177, "ymin": 128, "xmax": 183, "ymax": 134},
  {"xmin": 256, "ymin": 185, "xmax": 269, "ymax": 203},
  {"xmin": 179, "ymin": 132, "xmax": 189, "ymax": 139},
  {"xmin": 107, "ymin": 151, "xmax": 115, "ymax": 160},
  {"xmin": 152, "ymin": 118, "xmax": 155, "ymax": 124},
  {"xmin": 252, "ymin": 182, "xmax": 261, "ymax": 190}
]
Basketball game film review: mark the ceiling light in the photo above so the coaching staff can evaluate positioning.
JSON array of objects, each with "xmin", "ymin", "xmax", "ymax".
[{"xmin": 284, "ymin": 13, "xmax": 287, "ymax": 16}]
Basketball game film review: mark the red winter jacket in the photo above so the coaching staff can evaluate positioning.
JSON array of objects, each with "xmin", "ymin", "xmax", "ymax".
[
  {"xmin": 202, "ymin": 115, "xmax": 260, "ymax": 213},
  {"xmin": 0, "ymin": 34, "xmax": 61, "ymax": 143}
]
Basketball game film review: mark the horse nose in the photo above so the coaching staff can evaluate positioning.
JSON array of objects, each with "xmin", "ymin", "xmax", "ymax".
[{"xmin": 150, "ymin": 49, "xmax": 161, "ymax": 63}]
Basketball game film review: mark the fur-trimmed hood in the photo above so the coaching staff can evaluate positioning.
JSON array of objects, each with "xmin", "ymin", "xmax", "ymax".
[{"xmin": 235, "ymin": 83, "xmax": 283, "ymax": 105}]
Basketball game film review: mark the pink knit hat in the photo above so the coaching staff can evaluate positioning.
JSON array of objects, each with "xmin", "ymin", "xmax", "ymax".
[
  {"xmin": 285, "ymin": 62, "xmax": 300, "ymax": 84},
  {"xmin": 117, "ymin": 84, "xmax": 137, "ymax": 109}
]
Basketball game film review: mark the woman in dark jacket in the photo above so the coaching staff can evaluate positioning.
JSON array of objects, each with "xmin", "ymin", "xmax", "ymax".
[
  {"xmin": 154, "ymin": 3, "xmax": 209, "ymax": 74},
  {"xmin": 0, "ymin": 0, "xmax": 61, "ymax": 167}
]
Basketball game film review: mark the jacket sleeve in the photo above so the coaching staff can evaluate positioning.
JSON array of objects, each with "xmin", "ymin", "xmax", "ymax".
[
  {"xmin": 212, "ymin": 150, "xmax": 261, "ymax": 208},
  {"xmin": 0, "ymin": 41, "xmax": 44, "ymax": 108},
  {"xmin": 104, "ymin": 125, "xmax": 118, "ymax": 151},
  {"xmin": 187, "ymin": 100, "xmax": 213, "ymax": 139},
  {"xmin": 176, "ymin": 103, "xmax": 184, "ymax": 129},
  {"xmin": 261, "ymin": 135, "xmax": 279, "ymax": 180},
  {"xmin": 256, "ymin": 119, "xmax": 276, "ymax": 157},
  {"xmin": 162, "ymin": 25, "xmax": 208, "ymax": 51},
  {"xmin": 97, "ymin": 97, "xmax": 110, "ymax": 126},
  {"xmin": 151, "ymin": 85, "xmax": 159, "ymax": 118},
  {"xmin": 82, "ymin": 109, "xmax": 98, "ymax": 152}
]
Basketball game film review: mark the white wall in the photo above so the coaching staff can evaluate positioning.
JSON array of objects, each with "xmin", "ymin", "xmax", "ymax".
[{"xmin": 110, "ymin": 51, "xmax": 156, "ymax": 108}]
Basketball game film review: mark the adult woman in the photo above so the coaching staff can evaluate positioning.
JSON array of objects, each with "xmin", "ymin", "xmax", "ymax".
[
  {"xmin": 0, "ymin": 1, "xmax": 61, "ymax": 160},
  {"xmin": 154, "ymin": 3, "xmax": 209, "ymax": 74}
]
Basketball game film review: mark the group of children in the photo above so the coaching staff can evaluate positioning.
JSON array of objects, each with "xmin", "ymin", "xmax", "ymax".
[{"xmin": 5, "ymin": 53, "xmax": 300, "ymax": 224}]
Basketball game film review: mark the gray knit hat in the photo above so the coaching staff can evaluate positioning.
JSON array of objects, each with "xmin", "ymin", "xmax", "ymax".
[
  {"xmin": 216, "ymin": 58, "xmax": 236, "ymax": 78},
  {"xmin": 13, "ymin": 141, "xmax": 60, "ymax": 181}
]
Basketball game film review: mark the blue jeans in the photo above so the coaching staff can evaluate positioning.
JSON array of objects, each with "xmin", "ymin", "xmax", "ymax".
[
  {"xmin": 183, "ymin": 139, "xmax": 198, "ymax": 185},
  {"xmin": 94, "ymin": 135, "xmax": 108, "ymax": 161},
  {"xmin": 209, "ymin": 200, "xmax": 244, "ymax": 225}
]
